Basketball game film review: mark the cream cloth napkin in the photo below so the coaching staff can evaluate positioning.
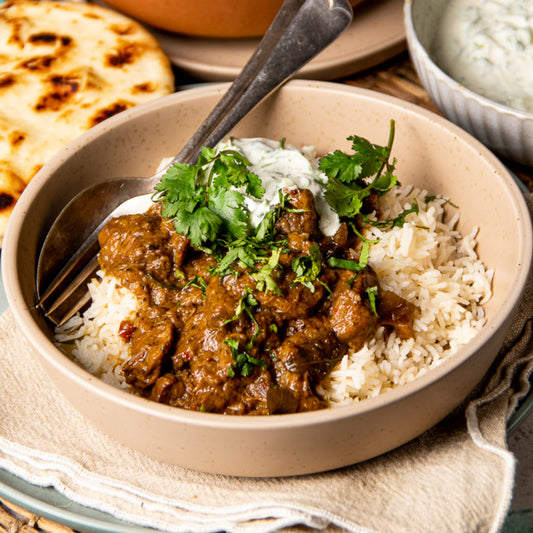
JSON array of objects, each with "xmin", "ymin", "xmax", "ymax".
[{"xmin": 0, "ymin": 196, "xmax": 532, "ymax": 533}]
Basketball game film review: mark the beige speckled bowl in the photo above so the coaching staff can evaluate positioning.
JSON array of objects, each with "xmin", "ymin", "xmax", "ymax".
[
  {"xmin": 2, "ymin": 81, "xmax": 531, "ymax": 476},
  {"xmin": 404, "ymin": 0, "xmax": 533, "ymax": 167}
]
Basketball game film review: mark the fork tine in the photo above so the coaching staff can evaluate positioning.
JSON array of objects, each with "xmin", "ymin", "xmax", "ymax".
[
  {"xmin": 48, "ymin": 288, "xmax": 94, "ymax": 327},
  {"xmin": 39, "ymin": 254, "xmax": 99, "ymax": 326},
  {"xmin": 44, "ymin": 254, "xmax": 99, "ymax": 315},
  {"xmin": 37, "ymin": 220, "xmax": 101, "ymax": 305}
]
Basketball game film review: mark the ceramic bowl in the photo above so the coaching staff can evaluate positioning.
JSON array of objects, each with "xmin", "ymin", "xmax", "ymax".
[
  {"xmin": 102, "ymin": 0, "xmax": 365, "ymax": 38},
  {"xmin": 3, "ymin": 81, "xmax": 531, "ymax": 476},
  {"xmin": 404, "ymin": 0, "xmax": 533, "ymax": 167}
]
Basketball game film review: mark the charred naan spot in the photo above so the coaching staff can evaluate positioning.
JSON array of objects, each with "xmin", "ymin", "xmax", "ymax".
[
  {"xmin": 35, "ymin": 75, "xmax": 80, "ymax": 112},
  {"xmin": 106, "ymin": 43, "xmax": 141, "ymax": 67},
  {"xmin": 110, "ymin": 23, "xmax": 136, "ymax": 36},
  {"xmin": 9, "ymin": 131, "xmax": 25, "ymax": 147},
  {"xmin": 0, "ymin": 193, "xmax": 16, "ymax": 211},
  {"xmin": 29, "ymin": 32, "xmax": 58, "ymax": 44},
  {"xmin": 89, "ymin": 101, "xmax": 131, "ymax": 126},
  {"xmin": 0, "ymin": 74, "xmax": 15, "ymax": 89},
  {"xmin": 132, "ymin": 82, "xmax": 157, "ymax": 94},
  {"xmin": 83, "ymin": 12, "xmax": 102, "ymax": 20},
  {"xmin": 7, "ymin": 19, "xmax": 24, "ymax": 48},
  {"xmin": 27, "ymin": 32, "xmax": 73, "ymax": 48},
  {"xmin": 20, "ymin": 55, "xmax": 56, "ymax": 71}
]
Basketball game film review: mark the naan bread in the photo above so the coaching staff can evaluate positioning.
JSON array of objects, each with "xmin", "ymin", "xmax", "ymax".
[{"xmin": 0, "ymin": 0, "xmax": 174, "ymax": 244}]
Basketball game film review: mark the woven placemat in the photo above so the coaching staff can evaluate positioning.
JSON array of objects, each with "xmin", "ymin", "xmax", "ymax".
[
  {"xmin": 0, "ymin": 498, "xmax": 77, "ymax": 533},
  {"xmin": 1, "ymin": 51, "xmax": 531, "ymax": 533}
]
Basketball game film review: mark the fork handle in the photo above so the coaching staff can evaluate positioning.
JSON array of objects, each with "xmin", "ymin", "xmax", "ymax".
[
  {"xmin": 169, "ymin": 0, "xmax": 353, "ymax": 167},
  {"xmin": 172, "ymin": 0, "xmax": 308, "ymax": 166}
]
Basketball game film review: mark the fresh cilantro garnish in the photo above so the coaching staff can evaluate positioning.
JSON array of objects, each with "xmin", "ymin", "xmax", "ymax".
[
  {"xmin": 327, "ymin": 224, "xmax": 374, "ymax": 273},
  {"xmin": 223, "ymin": 287, "xmax": 264, "ymax": 349},
  {"xmin": 291, "ymin": 243, "xmax": 324, "ymax": 293},
  {"xmin": 182, "ymin": 275, "xmax": 207, "ymax": 297},
  {"xmin": 425, "ymin": 195, "xmax": 459, "ymax": 209},
  {"xmin": 319, "ymin": 120, "xmax": 398, "ymax": 218},
  {"xmin": 327, "ymin": 239, "xmax": 371, "ymax": 288},
  {"xmin": 224, "ymin": 338, "xmax": 267, "ymax": 377},
  {"xmin": 365, "ymin": 285, "xmax": 379, "ymax": 316},
  {"xmin": 391, "ymin": 199, "xmax": 419, "ymax": 227},
  {"xmin": 153, "ymin": 146, "xmax": 264, "ymax": 248},
  {"xmin": 146, "ymin": 272, "xmax": 182, "ymax": 290},
  {"xmin": 251, "ymin": 247, "xmax": 283, "ymax": 295},
  {"xmin": 363, "ymin": 199, "xmax": 419, "ymax": 229}
]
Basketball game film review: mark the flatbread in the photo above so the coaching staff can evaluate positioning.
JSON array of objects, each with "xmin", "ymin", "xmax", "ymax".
[{"xmin": 0, "ymin": 0, "xmax": 174, "ymax": 244}]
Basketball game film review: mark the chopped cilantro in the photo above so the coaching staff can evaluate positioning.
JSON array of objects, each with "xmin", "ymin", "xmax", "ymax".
[
  {"xmin": 363, "ymin": 199, "xmax": 419, "ymax": 229},
  {"xmin": 425, "ymin": 195, "xmax": 458, "ymax": 208},
  {"xmin": 365, "ymin": 285, "xmax": 379, "ymax": 316},
  {"xmin": 146, "ymin": 272, "xmax": 182, "ymax": 290},
  {"xmin": 291, "ymin": 243, "xmax": 323, "ymax": 292},
  {"xmin": 182, "ymin": 275, "xmax": 207, "ymax": 297},
  {"xmin": 319, "ymin": 120, "xmax": 398, "ymax": 218},
  {"xmin": 251, "ymin": 247, "xmax": 283, "ymax": 295},
  {"xmin": 224, "ymin": 338, "xmax": 267, "ymax": 377}
]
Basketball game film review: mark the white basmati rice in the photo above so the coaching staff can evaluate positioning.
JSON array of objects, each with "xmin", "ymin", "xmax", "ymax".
[
  {"xmin": 318, "ymin": 185, "xmax": 492, "ymax": 404},
  {"xmin": 55, "ymin": 272, "xmax": 138, "ymax": 388},
  {"xmin": 55, "ymin": 185, "xmax": 493, "ymax": 405}
]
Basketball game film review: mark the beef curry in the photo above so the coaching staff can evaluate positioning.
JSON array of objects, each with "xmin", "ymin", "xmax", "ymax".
[{"xmin": 98, "ymin": 185, "xmax": 414, "ymax": 415}]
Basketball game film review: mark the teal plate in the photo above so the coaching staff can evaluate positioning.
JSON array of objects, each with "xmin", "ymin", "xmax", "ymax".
[{"xmin": 0, "ymin": 175, "xmax": 531, "ymax": 532}]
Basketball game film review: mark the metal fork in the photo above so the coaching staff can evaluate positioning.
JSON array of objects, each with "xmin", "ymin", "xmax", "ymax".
[{"xmin": 36, "ymin": 0, "xmax": 353, "ymax": 326}]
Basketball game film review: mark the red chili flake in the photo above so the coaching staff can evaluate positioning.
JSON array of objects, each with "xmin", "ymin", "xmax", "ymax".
[{"xmin": 118, "ymin": 320, "xmax": 135, "ymax": 341}]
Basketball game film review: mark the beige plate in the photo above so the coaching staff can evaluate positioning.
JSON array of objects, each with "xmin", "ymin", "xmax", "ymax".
[
  {"xmin": 100, "ymin": 0, "xmax": 406, "ymax": 81},
  {"xmin": 2, "ymin": 80, "xmax": 532, "ymax": 477}
]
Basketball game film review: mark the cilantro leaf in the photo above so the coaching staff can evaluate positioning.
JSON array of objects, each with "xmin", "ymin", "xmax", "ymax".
[
  {"xmin": 318, "ymin": 150, "xmax": 364, "ymax": 183},
  {"xmin": 324, "ymin": 179, "xmax": 371, "ymax": 218},
  {"xmin": 173, "ymin": 206, "xmax": 222, "ymax": 248},
  {"xmin": 224, "ymin": 338, "xmax": 267, "ymax": 378},
  {"xmin": 153, "ymin": 147, "xmax": 265, "ymax": 249},
  {"xmin": 291, "ymin": 243, "xmax": 323, "ymax": 292},
  {"xmin": 251, "ymin": 247, "xmax": 282, "ymax": 295},
  {"xmin": 365, "ymin": 285, "xmax": 379, "ymax": 316},
  {"xmin": 208, "ymin": 187, "xmax": 249, "ymax": 240},
  {"xmin": 319, "ymin": 120, "xmax": 399, "ymax": 220}
]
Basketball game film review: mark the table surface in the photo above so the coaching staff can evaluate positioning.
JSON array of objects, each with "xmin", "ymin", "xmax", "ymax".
[{"xmin": 0, "ymin": 50, "xmax": 531, "ymax": 533}]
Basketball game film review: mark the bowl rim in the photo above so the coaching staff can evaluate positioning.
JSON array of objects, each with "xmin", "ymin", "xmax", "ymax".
[
  {"xmin": 404, "ymin": 0, "xmax": 533, "ymax": 121},
  {"xmin": 3, "ymin": 79, "xmax": 532, "ymax": 430}
]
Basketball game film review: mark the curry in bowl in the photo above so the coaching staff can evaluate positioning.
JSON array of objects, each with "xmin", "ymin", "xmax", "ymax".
[{"xmin": 55, "ymin": 125, "xmax": 492, "ymax": 416}]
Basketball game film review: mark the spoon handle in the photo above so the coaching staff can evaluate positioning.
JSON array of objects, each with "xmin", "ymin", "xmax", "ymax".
[
  {"xmin": 172, "ymin": 0, "xmax": 309, "ymax": 166},
  {"xmin": 172, "ymin": 0, "xmax": 353, "ymax": 168}
]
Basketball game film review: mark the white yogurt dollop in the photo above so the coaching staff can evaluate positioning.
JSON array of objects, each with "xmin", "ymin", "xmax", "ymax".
[
  {"xmin": 433, "ymin": 0, "xmax": 533, "ymax": 112},
  {"xmin": 217, "ymin": 137, "xmax": 340, "ymax": 236}
]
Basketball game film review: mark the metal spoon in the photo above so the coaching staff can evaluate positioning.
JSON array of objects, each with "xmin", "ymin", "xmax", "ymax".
[{"xmin": 36, "ymin": 0, "xmax": 353, "ymax": 325}]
